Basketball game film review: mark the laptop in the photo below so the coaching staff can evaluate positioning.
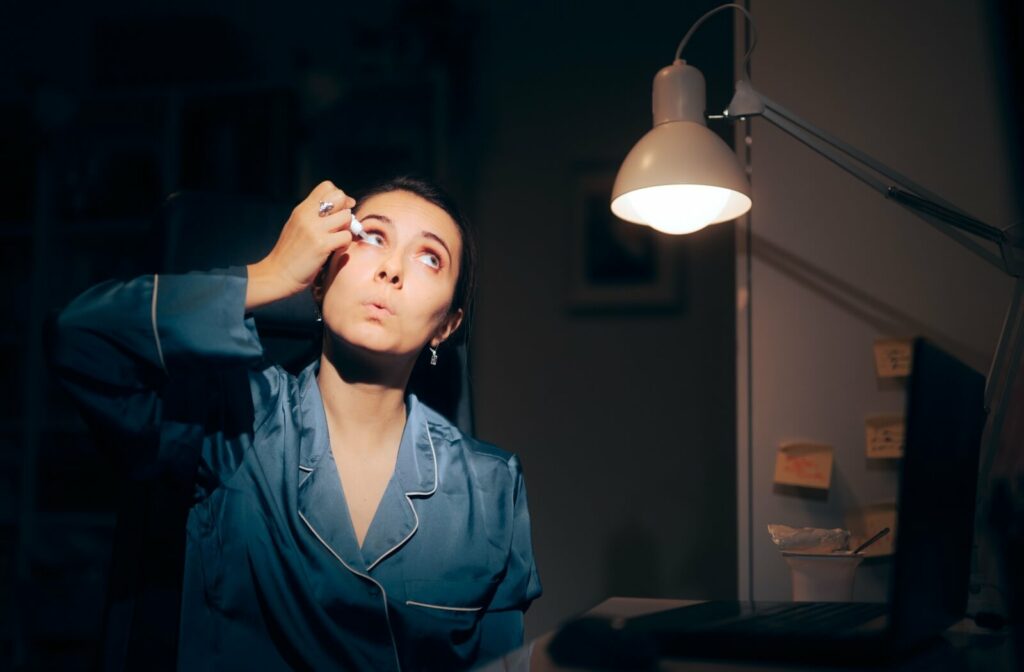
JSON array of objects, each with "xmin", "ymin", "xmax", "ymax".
[{"xmin": 619, "ymin": 338, "xmax": 987, "ymax": 663}]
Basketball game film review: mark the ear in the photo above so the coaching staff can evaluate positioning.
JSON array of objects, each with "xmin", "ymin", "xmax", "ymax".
[{"xmin": 431, "ymin": 308, "xmax": 464, "ymax": 348}]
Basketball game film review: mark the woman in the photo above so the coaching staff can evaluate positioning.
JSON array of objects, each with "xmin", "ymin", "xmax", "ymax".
[{"xmin": 52, "ymin": 177, "xmax": 542, "ymax": 671}]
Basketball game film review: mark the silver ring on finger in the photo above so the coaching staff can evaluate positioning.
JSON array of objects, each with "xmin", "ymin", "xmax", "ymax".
[{"xmin": 318, "ymin": 200, "xmax": 334, "ymax": 216}]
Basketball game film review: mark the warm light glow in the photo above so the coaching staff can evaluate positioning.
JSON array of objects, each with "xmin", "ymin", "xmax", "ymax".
[{"xmin": 611, "ymin": 184, "xmax": 752, "ymax": 234}]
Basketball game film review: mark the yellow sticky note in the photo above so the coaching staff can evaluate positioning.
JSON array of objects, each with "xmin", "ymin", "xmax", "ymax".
[
  {"xmin": 874, "ymin": 339, "xmax": 913, "ymax": 378},
  {"xmin": 774, "ymin": 442, "xmax": 834, "ymax": 490},
  {"xmin": 865, "ymin": 415, "xmax": 905, "ymax": 458}
]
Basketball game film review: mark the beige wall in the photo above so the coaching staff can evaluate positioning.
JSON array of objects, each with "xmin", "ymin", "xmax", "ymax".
[
  {"xmin": 469, "ymin": 2, "xmax": 739, "ymax": 638},
  {"xmin": 738, "ymin": 0, "xmax": 1017, "ymax": 602}
]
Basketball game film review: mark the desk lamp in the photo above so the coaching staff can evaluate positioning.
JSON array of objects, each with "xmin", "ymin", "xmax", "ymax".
[{"xmin": 613, "ymin": 0, "xmax": 1023, "ymax": 613}]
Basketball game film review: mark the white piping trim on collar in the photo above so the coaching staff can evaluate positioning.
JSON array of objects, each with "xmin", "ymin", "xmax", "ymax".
[
  {"xmin": 151, "ymin": 274, "xmax": 168, "ymax": 375},
  {"xmin": 405, "ymin": 600, "xmax": 482, "ymax": 613},
  {"xmin": 365, "ymin": 418, "xmax": 438, "ymax": 572},
  {"xmin": 299, "ymin": 510, "xmax": 402, "ymax": 672}
]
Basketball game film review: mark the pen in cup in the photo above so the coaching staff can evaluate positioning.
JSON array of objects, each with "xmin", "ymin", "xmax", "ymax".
[{"xmin": 852, "ymin": 527, "xmax": 891, "ymax": 554}]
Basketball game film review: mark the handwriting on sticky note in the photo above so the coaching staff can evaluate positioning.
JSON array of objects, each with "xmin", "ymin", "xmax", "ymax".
[
  {"xmin": 774, "ymin": 443, "xmax": 833, "ymax": 490},
  {"xmin": 865, "ymin": 415, "xmax": 904, "ymax": 458},
  {"xmin": 874, "ymin": 339, "xmax": 913, "ymax": 378}
]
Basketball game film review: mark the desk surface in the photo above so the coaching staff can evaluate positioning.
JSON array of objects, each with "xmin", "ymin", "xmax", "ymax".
[{"xmin": 479, "ymin": 598, "xmax": 1015, "ymax": 672}]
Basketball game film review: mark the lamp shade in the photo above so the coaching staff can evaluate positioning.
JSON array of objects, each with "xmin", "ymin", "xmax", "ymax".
[{"xmin": 612, "ymin": 61, "xmax": 752, "ymax": 234}]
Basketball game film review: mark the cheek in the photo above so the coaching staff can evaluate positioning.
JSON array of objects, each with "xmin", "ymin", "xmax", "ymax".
[
  {"xmin": 401, "ymin": 291, "xmax": 449, "ymax": 335},
  {"xmin": 320, "ymin": 253, "xmax": 350, "ymax": 291},
  {"xmin": 385, "ymin": 282, "xmax": 453, "ymax": 344},
  {"xmin": 410, "ymin": 271, "xmax": 457, "ymax": 316},
  {"xmin": 322, "ymin": 252, "xmax": 372, "ymax": 296}
]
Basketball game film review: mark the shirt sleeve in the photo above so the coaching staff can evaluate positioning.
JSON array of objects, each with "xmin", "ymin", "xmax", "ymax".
[
  {"xmin": 478, "ymin": 454, "xmax": 543, "ymax": 658},
  {"xmin": 50, "ymin": 266, "xmax": 265, "ymax": 441}
]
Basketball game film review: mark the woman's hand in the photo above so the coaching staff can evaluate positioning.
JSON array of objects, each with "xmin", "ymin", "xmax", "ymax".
[{"xmin": 246, "ymin": 181, "xmax": 357, "ymax": 310}]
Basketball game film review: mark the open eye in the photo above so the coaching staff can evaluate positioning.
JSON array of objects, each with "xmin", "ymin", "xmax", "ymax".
[
  {"xmin": 417, "ymin": 252, "xmax": 441, "ymax": 269},
  {"xmin": 362, "ymin": 232, "xmax": 386, "ymax": 248}
]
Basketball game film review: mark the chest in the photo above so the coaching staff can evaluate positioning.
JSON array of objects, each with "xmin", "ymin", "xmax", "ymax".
[{"xmin": 333, "ymin": 448, "xmax": 398, "ymax": 548}]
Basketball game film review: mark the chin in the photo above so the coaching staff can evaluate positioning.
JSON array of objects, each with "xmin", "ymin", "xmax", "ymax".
[{"xmin": 327, "ymin": 322, "xmax": 406, "ymax": 358}]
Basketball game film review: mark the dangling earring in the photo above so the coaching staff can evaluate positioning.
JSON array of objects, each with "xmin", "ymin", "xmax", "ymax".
[
  {"xmin": 429, "ymin": 345, "xmax": 438, "ymax": 366},
  {"xmin": 313, "ymin": 303, "xmax": 323, "ymax": 323}
]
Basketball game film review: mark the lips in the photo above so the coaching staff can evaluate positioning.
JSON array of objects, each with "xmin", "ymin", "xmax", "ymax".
[{"xmin": 362, "ymin": 299, "xmax": 395, "ymax": 316}]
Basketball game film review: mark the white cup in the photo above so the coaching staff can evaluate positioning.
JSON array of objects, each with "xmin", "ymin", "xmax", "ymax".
[{"xmin": 782, "ymin": 551, "xmax": 865, "ymax": 601}]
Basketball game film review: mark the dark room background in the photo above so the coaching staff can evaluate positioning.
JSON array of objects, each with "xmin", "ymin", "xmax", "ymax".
[
  {"xmin": 6, "ymin": 0, "xmax": 1024, "ymax": 670},
  {"xmin": 2, "ymin": 1, "xmax": 738, "ymax": 668}
]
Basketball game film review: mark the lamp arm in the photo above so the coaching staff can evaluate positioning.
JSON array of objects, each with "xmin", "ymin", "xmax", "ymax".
[
  {"xmin": 725, "ymin": 81, "xmax": 1022, "ymax": 277},
  {"xmin": 726, "ymin": 82, "xmax": 1024, "ymax": 575}
]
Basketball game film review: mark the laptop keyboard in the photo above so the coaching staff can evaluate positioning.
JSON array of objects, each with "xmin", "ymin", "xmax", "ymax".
[{"xmin": 713, "ymin": 601, "xmax": 888, "ymax": 635}]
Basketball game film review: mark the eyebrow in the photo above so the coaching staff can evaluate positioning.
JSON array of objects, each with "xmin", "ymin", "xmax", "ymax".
[
  {"xmin": 359, "ymin": 213, "xmax": 454, "ymax": 264},
  {"xmin": 420, "ymin": 231, "xmax": 453, "ymax": 263}
]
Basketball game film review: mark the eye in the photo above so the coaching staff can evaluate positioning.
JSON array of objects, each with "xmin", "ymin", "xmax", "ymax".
[
  {"xmin": 417, "ymin": 252, "xmax": 441, "ymax": 270},
  {"xmin": 362, "ymin": 232, "xmax": 386, "ymax": 248}
]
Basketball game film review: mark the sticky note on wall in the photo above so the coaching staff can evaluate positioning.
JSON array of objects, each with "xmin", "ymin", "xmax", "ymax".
[
  {"xmin": 774, "ymin": 442, "xmax": 834, "ymax": 490},
  {"xmin": 865, "ymin": 415, "xmax": 905, "ymax": 458},
  {"xmin": 874, "ymin": 339, "xmax": 913, "ymax": 378}
]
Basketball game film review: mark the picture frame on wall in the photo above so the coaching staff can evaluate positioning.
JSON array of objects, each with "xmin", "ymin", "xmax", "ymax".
[{"xmin": 566, "ymin": 166, "xmax": 680, "ymax": 312}]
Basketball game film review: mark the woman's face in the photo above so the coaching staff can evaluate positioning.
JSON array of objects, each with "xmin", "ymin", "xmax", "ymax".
[{"xmin": 319, "ymin": 189, "xmax": 463, "ymax": 361}]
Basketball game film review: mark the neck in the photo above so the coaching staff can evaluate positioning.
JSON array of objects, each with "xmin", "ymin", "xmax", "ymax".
[{"xmin": 316, "ymin": 333, "xmax": 415, "ymax": 458}]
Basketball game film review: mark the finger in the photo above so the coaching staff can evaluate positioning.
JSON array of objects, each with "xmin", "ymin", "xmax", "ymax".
[
  {"xmin": 322, "ymin": 208, "xmax": 354, "ymax": 232},
  {"xmin": 322, "ymin": 189, "xmax": 355, "ymax": 209},
  {"xmin": 309, "ymin": 183, "xmax": 338, "ymax": 218},
  {"xmin": 310, "ymin": 180, "xmax": 337, "ymax": 200},
  {"xmin": 327, "ymin": 229, "xmax": 355, "ymax": 252},
  {"xmin": 315, "ymin": 196, "xmax": 338, "ymax": 218},
  {"xmin": 315, "ymin": 189, "xmax": 355, "ymax": 218}
]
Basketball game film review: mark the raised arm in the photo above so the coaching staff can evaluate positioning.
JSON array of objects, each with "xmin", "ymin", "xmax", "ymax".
[
  {"xmin": 51, "ymin": 268, "xmax": 263, "ymax": 435},
  {"xmin": 51, "ymin": 181, "xmax": 359, "ymax": 436}
]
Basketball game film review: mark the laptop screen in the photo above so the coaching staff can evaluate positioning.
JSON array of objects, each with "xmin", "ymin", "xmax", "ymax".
[{"xmin": 889, "ymin": 339, "xmax": 986, "ymax": 639}]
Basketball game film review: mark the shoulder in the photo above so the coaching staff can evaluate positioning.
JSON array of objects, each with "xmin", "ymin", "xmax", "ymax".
[
  {"xmin": 245, "ymin": 358, "xmax": 322, "ymax": 407},
  {"xmin": 244, "ymin": 362, "xmax": 299, "ymax": 433},
  {"xmin": 417, "ymin": 401, "xmax": 523, "ymax": 481},
  {"xmin": 247, "ymin": 362, "xmax": 286, "ymax": 403}
]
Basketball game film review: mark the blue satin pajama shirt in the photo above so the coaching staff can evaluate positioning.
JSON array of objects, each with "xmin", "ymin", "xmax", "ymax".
[{"xmin": 52, "ymin": 267, "xmax": 542, "ymax": 671}]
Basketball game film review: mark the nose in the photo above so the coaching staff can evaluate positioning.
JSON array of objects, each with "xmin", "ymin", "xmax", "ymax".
[{"xmin": 376, "ymin": 254, "xmax": 403, "ymax": 288}]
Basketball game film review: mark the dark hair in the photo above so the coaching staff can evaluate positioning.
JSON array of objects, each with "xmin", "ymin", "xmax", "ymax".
[{"xmin": 354, "ymin": 175, "xmax": 477, "ymax": 346}]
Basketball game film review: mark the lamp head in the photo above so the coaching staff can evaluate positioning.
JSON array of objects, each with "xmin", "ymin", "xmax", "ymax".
[{"xmin": 612, "ymin": 60, "xmax": 751, "ymax": 234}]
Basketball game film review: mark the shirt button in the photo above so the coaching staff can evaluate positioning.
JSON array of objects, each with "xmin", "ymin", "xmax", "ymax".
[{"xmin": 368, "ymin": 587, "xmax": 380, "ymax": 597}]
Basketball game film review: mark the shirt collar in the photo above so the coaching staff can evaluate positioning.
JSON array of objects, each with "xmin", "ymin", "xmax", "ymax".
[
  {"xmin": 295, "ymin": 358, "xmax": 440, "ymax": 495},
  {"xmin": 294, "ymin": 358, "xmax": 442, "ymax": 572}
]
